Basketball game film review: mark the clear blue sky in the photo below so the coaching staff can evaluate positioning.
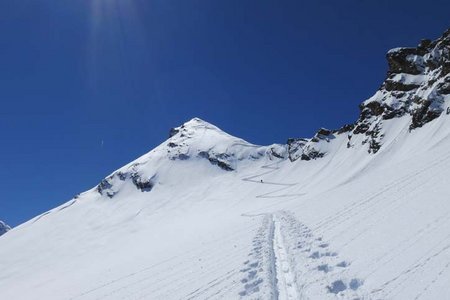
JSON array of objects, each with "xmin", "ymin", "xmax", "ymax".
[{"xmin": 1, "ymin": 0, "xmax": 449, "ymax": 226}]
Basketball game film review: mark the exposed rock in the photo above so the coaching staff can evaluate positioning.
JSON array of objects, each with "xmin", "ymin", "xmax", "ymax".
[
  {"xmin": 437, "ymin": 80, "xmax": 450, "ymax": 94},
  {"xmin": 410, "ymin": 99, "xmax": 442, "ymax": 130},
  {"xmin": 353, "ymin": 123, "xmax": 370, "ymax": 135},
  {"xmin": 268, "ymin": 146, "xmax": 286, "ymax": 159},
  {"xmin": 97, "ymin": 178, "xmax": 115, "ymax": 198},
  {"xmin": 349, "ymin": 28, "xmax": 450, "ymax": 151},
  {"xmin": 0, "ymin": 221, "xmax": 10, "ymax": 236},
  {"xmin": 287, "ymin": 29, "xmax": 450, "ymax": 158},
  {"xmin": 169, "ymin": 127, "xmax": 180, "ymax": 138},
  {"xmin": 131, "ymin": 173, "xmax": 154, "ymax": 192},
  {"xmin": 361, "ymin": 101, "xmax": 385, "ymax": 118},
  {"xmin": 287, "ymin": 137, "xmax": 327, "ymax": 162},
  {"xmin": 382, "ymin": 107, "xmax": 406, "ymax": 120},
  {"xmin": 384, "ymin": 80, "xmax": 419, "ymax": 92},
  {"xmin": 386, "ymin": 47, "xmax": 425, "ymax": 75},
  {"xmin": 287, "ymin": 138, "xmax": 308, "ymax": 162},
  {"xmin": 366, "ymin": 123, "xmax": 383, "ymax": 154},
  {"xmin": 163, "ymin": 118, "xmax": 270, "ymax": 171},
  {"xmin": 317, "ymin": 128, "xmax": 333, "ymax": 136},
  {"xmin": 337, "ymin": 124, "xmax": 355, "ymax": 134},
  {"xmin": 198, "ymin": 151, "xmax": 234, "ymax": 171},
  {"xmin": 97, "ymin": 164, "xmax": 156, "ymax": 197}
]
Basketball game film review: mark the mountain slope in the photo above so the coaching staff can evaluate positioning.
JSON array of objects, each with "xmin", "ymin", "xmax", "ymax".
[{"xmin": 0, "ymin": 30, "xmax": 450, "ymax": 300}]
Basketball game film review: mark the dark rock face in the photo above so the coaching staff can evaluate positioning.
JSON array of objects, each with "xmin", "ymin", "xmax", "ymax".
[
  {"xmin": 287, "ymin": 138, "xmax": 308, "ymax": 162},
  {"xmin": 268, "ymin": 146, "xmax": 286, "ymax": 159},
  {"xmin": 287, "ymin": 29, "xmax": 450, "ymax": 159},
  {"xmin": 386, "ymin": 47, "xmax": 425, "ymax": 75},
  {"xmin": 169, "ymin": 127, "xmax": 180, "ymax": 138},
  {"xmin": 131, "ymin": 173, "xmax": 154, "ymax": 192},
  {"xmin": 437, "ymin": 78, "xmax": 450, "ymax": 94},
  {"xmin": 337, "ymin": 124, "xmax": 355, "ymax": 134},
  {"xmin": 97, "ymin": 178, "xmax": 116, "ymax": 198},
  {"xmin": 287, "ymin": 129, "xmax": 332, "ymax": 162},
  {"xmin": 366, "ymin": 123, "xmax": 383, "ymax": 154},
  {"xmin": 349, "ymin": 28, "xmax": 450, "ymax": 150},
  {"xmin": 198, "ymin": 151, "xmax": 234, "ymax": 171},
  {"xmin": 383, "ymin": 80, "xmax": 420, "ymax": 92},
  {"xmin": 410, "ymin": 99, "xmax": 442, "ymax": 130},
  {"xmin": 97, "ymin": 165, "xmax": 156, "ymax": 197},
  {"xmin": 0, "ymin": 221, "xmax": 11, "ymax": 236}
]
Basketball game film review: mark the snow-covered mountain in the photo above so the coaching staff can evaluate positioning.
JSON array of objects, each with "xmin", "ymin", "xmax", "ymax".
[
  {"xmin": 0, "ymin": 221, "xmax": 10, "ymax": 236},
  {"xmin": 1, "ymin": 30, "xmax": 450, "ymax": 300}
]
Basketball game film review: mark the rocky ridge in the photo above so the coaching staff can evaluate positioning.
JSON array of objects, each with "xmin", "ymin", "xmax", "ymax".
[
  {"xmin": 288, "ymin": 29, "xmax": 450, "ymax": 159},
  {"xmin": 95, "ymin": 29, "xmax": 450, "ymax": 195}
]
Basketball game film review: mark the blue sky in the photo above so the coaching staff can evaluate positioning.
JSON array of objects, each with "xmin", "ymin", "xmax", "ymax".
[{"xmin": 1, "ymin": 0, "xmax": 449, "ymax": 226}]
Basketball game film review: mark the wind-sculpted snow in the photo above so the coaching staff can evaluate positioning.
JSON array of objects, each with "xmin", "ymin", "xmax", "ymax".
[{"xmin": 1, "ymin": 30, "xmax": 450, "ymax": 300}]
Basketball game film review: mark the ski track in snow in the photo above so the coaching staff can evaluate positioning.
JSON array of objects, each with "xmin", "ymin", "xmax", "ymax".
[
  {"xmin": 313, "ymin": 150, "xmax": 450, "ymax": 236},
  {"xmin": 241, "ymin": 162, "xmax": 305, "ymax": 199},
  {"xmin": 272, "ymin": 214, "xmax": 300, "ymax": 300},
  {"xmin": 5, "ymin": 113, "xmax": 450, "ymax": 300},
  {"xmin": 239, "ymin": 211, "xmax": 366, "ymax": 299},
  {"xmin": 68, "ymin": 225, "xmax": 258, "ymax": 300},
  {"xmin": 239, "ymin": 162, "xmax": 367, "ymax": 299}
]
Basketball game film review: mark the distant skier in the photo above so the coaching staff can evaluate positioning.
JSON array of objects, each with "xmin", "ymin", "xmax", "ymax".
[
  {"xmin": 260, "ymin": 179, "xmax": 263, "ymax": 183},
  {"xmin": 447, "ymin": 107, "xmax": 450, "ymax": 115}
]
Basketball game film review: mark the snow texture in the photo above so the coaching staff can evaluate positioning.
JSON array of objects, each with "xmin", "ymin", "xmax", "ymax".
[{"xmin": 1, "ymin": 30, "xmax": 450, "ymax": 300}]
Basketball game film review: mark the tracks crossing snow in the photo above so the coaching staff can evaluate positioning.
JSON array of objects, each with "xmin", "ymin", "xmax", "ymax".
[
  {"xmin": 272, "ymin": 214, "xmax": 300, "ymax": 300},
  {"xmin": 240, "ymin": 211, "xmax": 365, "ymax": 299}
]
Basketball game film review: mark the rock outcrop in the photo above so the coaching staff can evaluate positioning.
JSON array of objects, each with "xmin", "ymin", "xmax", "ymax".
[
  {"xmin": 0, "ymin": 221, "xmax": 10, "ymax": 236},
  {"xmin": 356, "ymin": 29, "xmax": 450, "ymax": 133},
  {"xmin": 288, "ymin": 29, "xmax": 450, "ymax": 159},
  {"xmin": 287, "ymin": 128, "xmax": 334, "ymax": 162}
]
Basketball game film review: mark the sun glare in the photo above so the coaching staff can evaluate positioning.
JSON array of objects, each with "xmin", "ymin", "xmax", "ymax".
[{"xmin": 88, "ymin": 0, "xmax": 144, "ymax": 88}]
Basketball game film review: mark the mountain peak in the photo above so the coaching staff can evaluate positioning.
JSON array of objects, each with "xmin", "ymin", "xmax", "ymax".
[
  {"xmin": 169, "ymin": 117, "xmax": 222, "ymax": 138},
  {"xmin": 164, "ymin": 117, "xmax": 272, "ymax": 171},
  {"xmin": 183, "ymin": 117, "xmax": 213, "ymax": 127}
]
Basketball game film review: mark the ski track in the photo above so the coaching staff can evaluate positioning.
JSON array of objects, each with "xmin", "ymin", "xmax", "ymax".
[
  {"xmin": 21, "ymin": 149, "xmax": 450, "ymax": 300},
  {"xmin": 312, "ymin": 150, "xmax": 450, "ymax": 235},
  {"xmin": 241, "ymin": 162, "xmax": 305, "ymax": 199},
  {"xmin": 239, "ymin": 211, "xmax": 366, "ymax": 299},
  {"xmin": 70, "ymin": 224, "xmax": 259, "ymax": 300},
  {"xmin": 272, "ymin": 214, "xmax": 300, "ymax": 300},
  {"xmin": 370, "ymin": 232, "xmax": 450, "ymax": 299}
]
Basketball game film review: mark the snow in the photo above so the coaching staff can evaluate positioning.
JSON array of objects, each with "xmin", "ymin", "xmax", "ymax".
[
  {"xmin": 387, "ymin": 47, "xmax": 406, "ymax": 54},
  {"xmin": 1, "ymin": 111, "xmax": 450, "ymax": 299},
  {"xmin": 390, "ymin": 73, "xmax": 426, "ymax": 85}
]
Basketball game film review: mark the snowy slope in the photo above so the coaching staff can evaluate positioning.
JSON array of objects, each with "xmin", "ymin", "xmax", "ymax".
[{"xmin": 1, "ymin": 30, "xmax": 450, "ymax": 300}]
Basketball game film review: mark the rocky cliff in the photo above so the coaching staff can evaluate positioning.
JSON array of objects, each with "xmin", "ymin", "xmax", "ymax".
[{"xmin": 288, "ymin": 29, "xmax": 450, "ymax": 159}]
